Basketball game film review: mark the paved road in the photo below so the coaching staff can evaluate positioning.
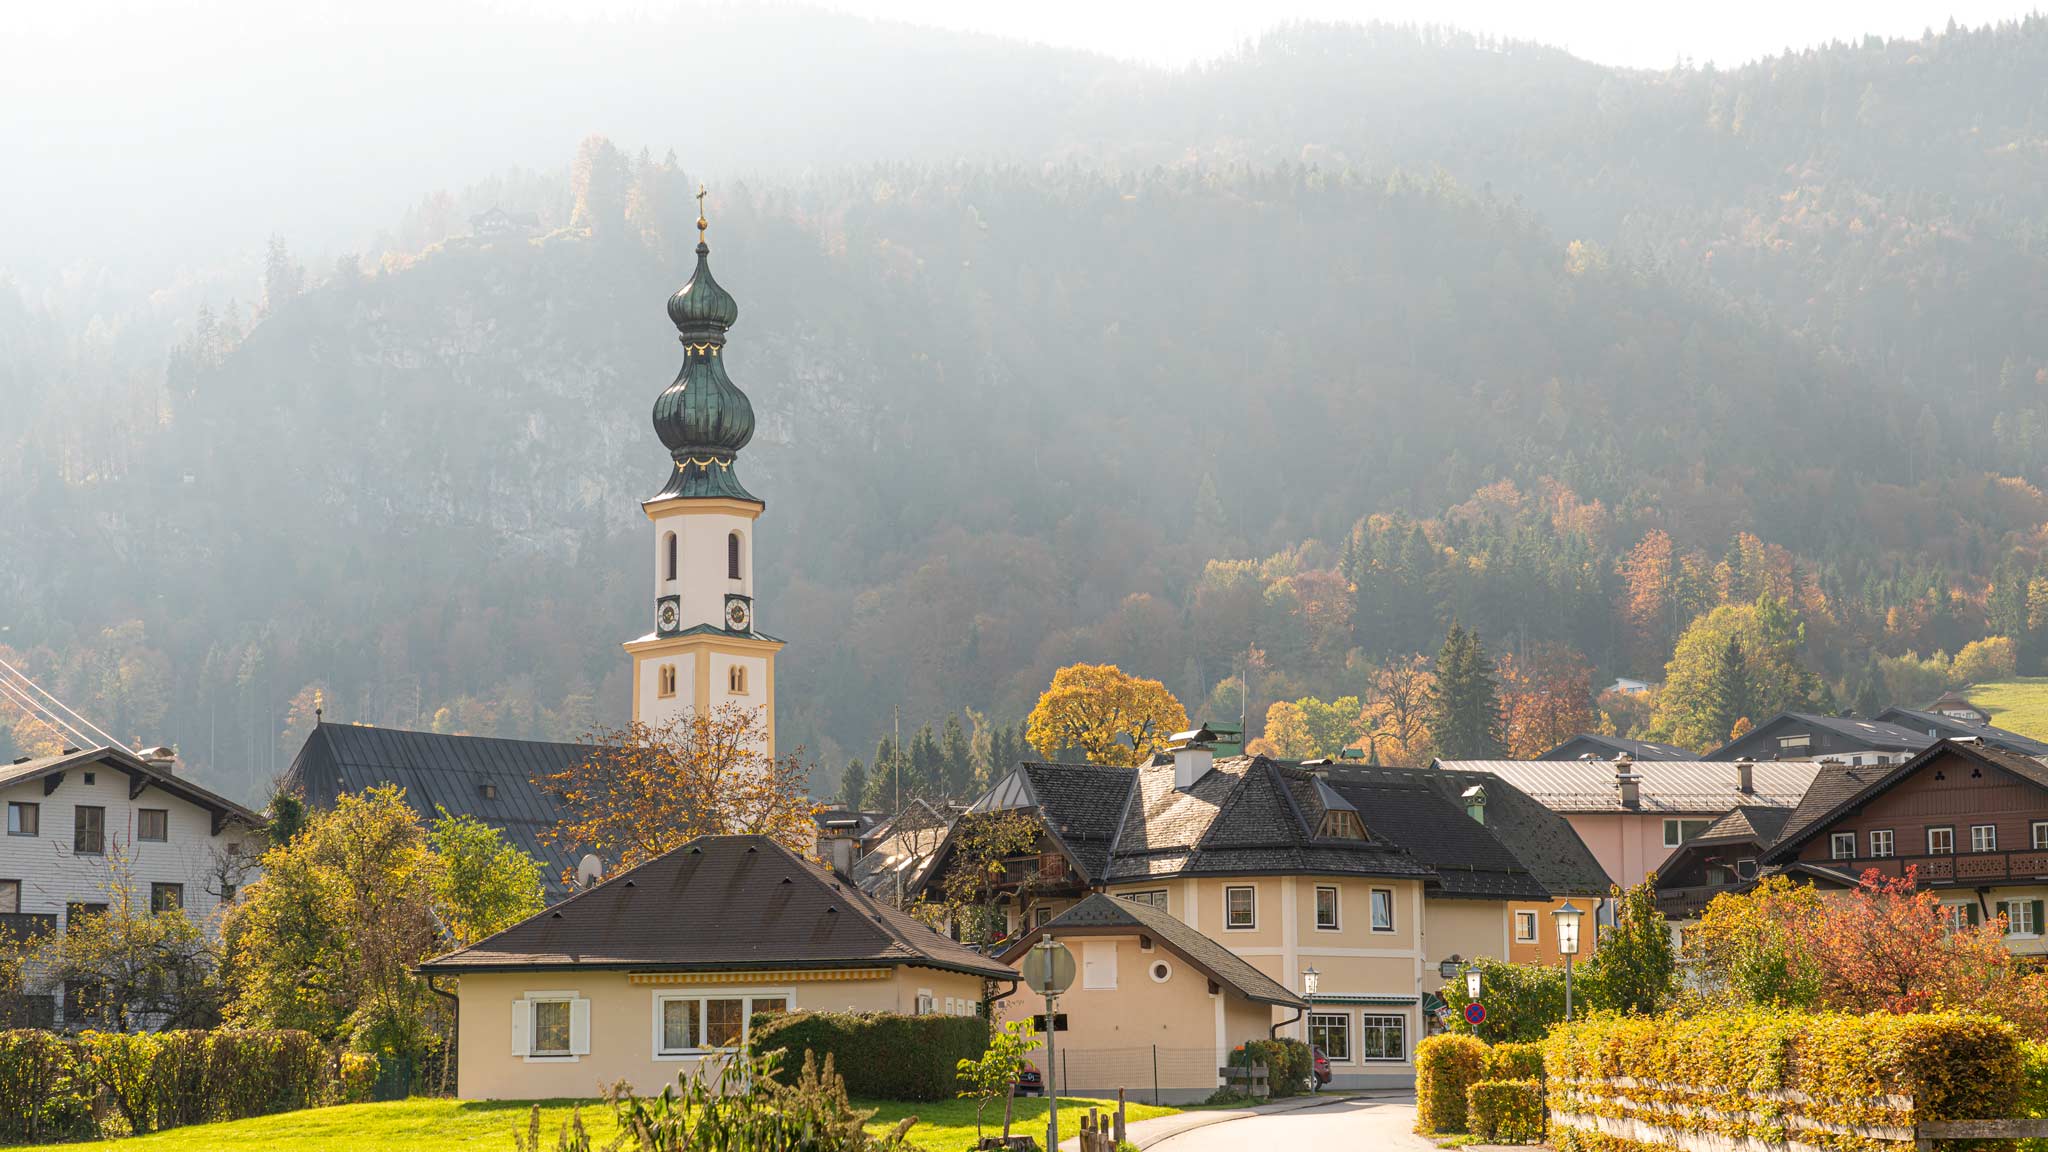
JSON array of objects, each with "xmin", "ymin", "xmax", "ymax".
[{"xmin": 1149, "ymin": 1095, "xmax": 1436, "ymax": 1152}]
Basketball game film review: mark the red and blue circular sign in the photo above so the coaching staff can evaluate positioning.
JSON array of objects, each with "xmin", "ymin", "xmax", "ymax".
[{"xmin": 1464, "ymin": 1002, "xmax": 1487, "ymax": 1026}]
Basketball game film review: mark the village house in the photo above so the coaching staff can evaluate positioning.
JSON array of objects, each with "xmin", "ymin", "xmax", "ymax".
[
  {"xmin": 1871, "ymin": 704, "xmax": 2048, "ymax": 757},
  {"xmin": 1538, "ymin": 733, "xmax": 1697, "ymax": 762},
  {"xmin": 1704, "ymin": 711, "xmax": 1930, "ymax": 764},
  {"xmin": 1651, "ymin": 804, "xmax": 1793, "ymax": 926},
  {"xmin": 418, "ymin": 834, "xmax": 1014, "ymax": 1100}
]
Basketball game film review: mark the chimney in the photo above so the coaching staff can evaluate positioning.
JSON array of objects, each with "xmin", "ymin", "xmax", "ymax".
[
  {"xmin": 1171, "ymin": 726, "xmax": 1217, "ymax": 791},
  {"xmin": 819, "ymin": 818, "xmax": 862, "ymax": 875},
  {"xmin": 1615, "ymin": 760, "xmax": 1642, "ymax": 810},
  {"xmin": 1461, "ymin": 784, "xmax": 1487, "ymax": 824},
  {"xmin": 829, "ymin": 835, "xmax": 857, "ymax": 875},
  {"xmin": 1736, "ymin": 758, "xmax": 1754, "ymax": 795},
  {"xmin": 137, "ymin": 746, "xmax": 176, "ymax": 774}
]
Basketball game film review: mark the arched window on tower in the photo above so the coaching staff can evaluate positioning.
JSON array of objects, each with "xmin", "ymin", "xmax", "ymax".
[
  {"xmin": 657, "ymin": 665, "xmax": 677, "ymax": 699},
  {"xmin": 728, "ymin": 532, "xmax": 742, "ymax": 581},
  {"xmin": 729, "ymin": 665, "xmax": 748, "ymax": 694},
  {"xmin": 663, "ymin": 532, "xmax": 678, "ymax": 582}
]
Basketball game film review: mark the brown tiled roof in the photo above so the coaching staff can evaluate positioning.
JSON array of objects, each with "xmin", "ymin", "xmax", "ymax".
[{"xmin": 419, "ymin": 834, "xmax": 1015, "ymax": 980}]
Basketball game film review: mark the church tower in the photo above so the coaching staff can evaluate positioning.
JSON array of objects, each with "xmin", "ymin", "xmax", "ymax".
[{"xmin": 624, "ymin": 190, "xmax": 781, "ymax": 753}]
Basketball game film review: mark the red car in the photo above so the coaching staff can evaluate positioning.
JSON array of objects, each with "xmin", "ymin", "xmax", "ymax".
[
  {"xmin": 1014, "ymin": 1060, "xmax": 1044, "ymax": 1097},
  {"xmin": 1311, "ymin": 1047, "xmax": 1332, "ymax": 1088}
]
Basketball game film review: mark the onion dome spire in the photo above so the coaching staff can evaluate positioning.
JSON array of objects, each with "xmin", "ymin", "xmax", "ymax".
[{"xmin": 651, "ymin": 185, "xmax": 757, "ymax": 502}]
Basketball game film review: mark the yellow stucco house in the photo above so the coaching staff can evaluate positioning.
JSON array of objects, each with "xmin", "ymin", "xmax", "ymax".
[
  {"xmin": 419, "ymin": 834, "xmax": 1016, "ymax": 1100},
  {"xmin": 917, "ymin": 736, "xmax": 1611, "ymax": 1090}
]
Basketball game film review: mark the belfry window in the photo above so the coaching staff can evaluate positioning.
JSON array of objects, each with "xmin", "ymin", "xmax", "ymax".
[
  {"xmin": 729, "ymin": 666, "xmax": 748, "ymax": 694},
  {"xmin": 663, "ymin": 532, "xmax": 678, "ymax": 582},
  {"xmin": 728, "ymin": 532, "xmax": 742, "ymax": 581},
  {"xmin": 657, "ymin": 665, "xmax": 677, "ymax": 699}
]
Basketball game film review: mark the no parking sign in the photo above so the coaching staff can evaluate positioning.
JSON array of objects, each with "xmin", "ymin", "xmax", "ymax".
[{"xmin": 1464, "ymin": 1001, "xmax": 1487, "ymax": 1026}]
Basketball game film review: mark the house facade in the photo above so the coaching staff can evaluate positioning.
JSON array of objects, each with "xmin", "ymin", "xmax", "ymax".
[
  {"xmin": 0, "ymin": 746, "xmax": 263, "ymax": 1027},
  {"xmin": 1759, "ymin": 739, "xmax": 2048, "ymax": 954},
  {"xmin": 918, "ymin": 741, "xmax": 1609, "ymax": 1089},
  {"xmin": 1651, "ymin": 805, "xmax": 1791, "ymax": 925},
  {"xmin": 420, "ymin": 835, "xmax": 1014, "ymax": 1100}
]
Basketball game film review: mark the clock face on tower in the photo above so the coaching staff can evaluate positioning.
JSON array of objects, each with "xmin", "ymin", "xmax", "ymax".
[
  {"xmin": 656, "ymin": 596, "xmax": 681, "ymax": 636},
  {"xmin": 725, "ymin": 594, "xmax": 752, "ymax": 633}
]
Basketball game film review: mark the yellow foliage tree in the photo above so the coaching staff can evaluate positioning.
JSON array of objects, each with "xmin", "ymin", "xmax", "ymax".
[
  {"xmin": 541, "ymin": 702, "xmax": 817, "ymax": 874},
  {"xmin": 1025, "ymin": 663, "xmax": 1188, "ymax": 768},
  {"xmin": 1247, "ymin": 701, "xmax": 1317, "ymax": 758}
]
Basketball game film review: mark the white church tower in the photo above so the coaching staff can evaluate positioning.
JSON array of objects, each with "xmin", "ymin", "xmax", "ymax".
[{"xmin": 623, "ymin": 191, "xmax": 781, "ymax": 754}]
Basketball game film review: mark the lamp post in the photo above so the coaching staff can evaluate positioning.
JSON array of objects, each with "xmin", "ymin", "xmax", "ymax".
[
  {"xmin": 1466, "ymin": 967, "xmax": 1481, "ymax": 1002},
  {"xmin": 1302, "ymin": 965, "xmax": 1320, "ymax": 998},
  {"xmin": 1553, "ymin": 901, "xmax": 1584, "ymax": 1021}
]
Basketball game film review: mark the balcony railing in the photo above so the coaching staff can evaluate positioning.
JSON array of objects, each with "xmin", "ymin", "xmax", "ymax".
[
  {"xmin": 0, "ymin": 912, "xmax": 58, "ymax": 942},
  {"xmin": 1818, "ymin": 848, "xmax": 2048, "ymax": 886},
  {"xmin": 1656, "ymin": 883, "xmax": 1743, "ymax": 919},
  {"xmin": 996, "ymin": 853, "xmax": 1080, "ymax": 890}
]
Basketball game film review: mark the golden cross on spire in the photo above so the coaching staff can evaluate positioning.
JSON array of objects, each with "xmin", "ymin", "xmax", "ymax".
[{"xmin": 696, "ymin": 183, "xmax": 708, "ymax": 242}]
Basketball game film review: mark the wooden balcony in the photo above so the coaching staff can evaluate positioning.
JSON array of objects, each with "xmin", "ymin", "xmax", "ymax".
[
  {"xmin": 1820, "ymin": 849, "xmax": 2048, "ymax": 886},
  {"xmin": 996, "ymin": 853, "xmax": 1081, "ymax": 892},
  {"xmin": 1657, "ymin": 883, "xmax": 1742, "ymax": 920},
  {"xmin": 0, "ymin": 912, "xmax": 58, "ymax": 942}
]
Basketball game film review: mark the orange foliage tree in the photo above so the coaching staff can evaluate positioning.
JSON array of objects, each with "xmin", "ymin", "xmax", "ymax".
[
  {"xmin": 540, "ymin": 703, "xmax": 816, "ymax": 874},
  {"xmin": 1025, "ymin": 663, "xmax": 1187, "ymax": 768},
  {"xmin": 1497, "ymin": 645, "xmax": 1596, "ymax": 759},
  {"xmin": 1359, "ymin": 653, "xmax": 1435, "ymax": 765}
]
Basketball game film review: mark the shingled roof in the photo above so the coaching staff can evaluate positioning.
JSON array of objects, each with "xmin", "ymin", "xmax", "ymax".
[
  {"xmin": 285, "ymin": 722, "xmax": 589, "ymax": 894},
  {"xmin": 0, "ymin": 746, "xmax": 262, "ymax": 831},
  {"xmin": 1318, "ymin": 766, "xmax": 1552, "ymax": 900},
  {"xmin": 999, "ymin": 893, "xmax": 1306, "ymax": 1008},
  {"xmin": 1873, "ymin": 707, "xmax": 2048, "ymax": 758},
  {"xmin": 420, "ymin": 834, "xmax": 1014, "ymax": 980},
  {"xmin": 1695, "ymin": 804, "xmax": 1793, "ymax": 847},
  {"xmin": 1762, "ymin": 739, "xmax": 2048, "ymax": 865},
  {"xmin": 1403, "ymin": 766, "xmax": 1613, "ymax": 896}
]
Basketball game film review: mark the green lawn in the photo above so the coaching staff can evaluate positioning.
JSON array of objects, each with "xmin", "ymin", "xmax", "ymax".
[
  {"xmin": 1956, "ymin": 678, "xmax": 2048, "ymax": 738},
  {"xmin": 13, "ymin": 1095, "xmax": 1179, "ymax": 1152}
]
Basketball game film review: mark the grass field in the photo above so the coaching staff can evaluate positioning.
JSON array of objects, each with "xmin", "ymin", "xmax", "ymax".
[
  {"xmin": 1956, "ymin": 678, "xmax": 2048, "ymax": 738},
  {"xmin": 12, "ymin": 1094, "xmax": 1179, "ymax": 1152}
]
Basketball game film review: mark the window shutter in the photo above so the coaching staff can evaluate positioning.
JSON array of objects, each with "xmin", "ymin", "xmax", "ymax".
[
  {"xmin": 1967, "ymin": 903, "xmax": 1982, "ymax": 927},
  {"xmin": 511, "ymin": 1000, "xmax": 530, "ymax": 1056},
  {"xmin": 2032, "ymin": 901, "xmax": 2044, "ymax": 934},
  {"xmin": 1998, "ymin": 902, "xmax": 2012, "ymax": 934},
  {"xmin": 569, "ymin": 998, "xmax": 591, "ymax": 1056}
]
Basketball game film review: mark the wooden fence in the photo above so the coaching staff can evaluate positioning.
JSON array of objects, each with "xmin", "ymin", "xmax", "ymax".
[{"xmin": 1074, "ymin": 1092, "xmax": 1129, "ymax": 1152}]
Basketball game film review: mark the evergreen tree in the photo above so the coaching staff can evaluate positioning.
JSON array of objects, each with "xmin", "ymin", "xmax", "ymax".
[
  {"xmin": 869, "ymin": 735, "xmax": 901, "ymax": 811},
  {"xmin": 1708, "ymin": 635, "xmax": 1751, "ymax": 742},
  {"xmin": 838, "ymin": 758, "xmax": 867, "ymax": 810},
  {"xmin": 941, "ymin": 714, "xmax": 974, "ymax": 798},
  {"xmin": 909, "ymin": 722, "xmax": 941, "ymax": 797},
  {"xmin": 1429, "ymin": 624, "xmax": 1503, "ymax": 759}
]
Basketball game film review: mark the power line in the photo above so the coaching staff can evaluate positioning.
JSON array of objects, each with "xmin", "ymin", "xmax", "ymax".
[
  {"xmin": 0, "ymin": 677, "xmax": 93, "ymax": 749},
  {"xmin": 0, "ymin": 655, "xmax": 122, "ymax": 748}
]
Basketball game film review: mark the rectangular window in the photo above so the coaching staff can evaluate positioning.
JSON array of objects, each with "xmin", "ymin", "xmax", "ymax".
[
  {"xmin": 532, "ymin": 1000, "xmax": 572, "ymax": 1056},
  {"xmin": 2001, "ymin": 900, "xmax": 2043, "ymax": 937},
  {"xmin": 1830, "ymin": 832, "xmax": 1856, "ymax": 860},
  {"xmin": 1225, "ymin": 885, "xmax": 1256, "ymax": 929},
  {"xmin": 705, "ymin": 998, "xmax": 746, "ymax": 1047},
  {"xmin": 1514, "ymin": 910, "xmax": 1537, "ymax": 942},
  {"xmin": 136, "ymin": 809, "xmax": 168, "ymax": 842},
  {"xmin": 2035, "ymin": 822, "xmax": 2048, "ymax": 851},
  {"xmin": 1358, "ymin": 1014, "xmax": 1407, "ymax": 1062},
  {"xmin": 660, "ymin": 998, "xmax": 700, "ymax": 1053},
  {"xmin": 1117, "ymin": 890, "xmax": 1168, "ymax": 910},
  {"xmin": 1308, "ymin": 1013, "xmax": 1351, "ymax": 1062},
  {"xmin": 149, "ymin": 883, "xmax": 183, "ymax": 913},
  {"xmin": 73, "ymin": 807, "xmax": 104, "ymax": 855},
  {"xmin": 0, "ymin": 879, "xmax": 17, "ymax": 914},
  {"xmin": 1370, "ymin": 887, "xmax": 1395, "ymax": 932},
  {"xmin": 1665, "ymin": 818, "xmax": 1712, "ymax": 848},
  {"xmin": 66, "ymin": 902, "xmax": 107, "ymax": 930},
  {"xmin": 6, "ymin": 802, "xmax": 37, "ymax": 837},
  {"xmin": 1315, "ymin": 885, "xmax": 1340, "ymax": 930},
  {"xmin": 1928, "ymin": 827, "xmax": 1955, "ymax": 855},
  {"xmin": 1082, "ymin": 940, "xmax": 1117, "ymax": 989},
  {"xmin": 1972, "ymin": 824, "xmax": 1998, "ymax": 853},
  {"xmin": 1033, "ymin": 905, "xmax": 1053, "ymax": 928},
  {"xmin": 1943, "ymin": 903, "xmax": 1982, "ymax": 933},
  {"xmin": 1869, "ymin": 830, "xmax": 1894, "ymax": 858}
]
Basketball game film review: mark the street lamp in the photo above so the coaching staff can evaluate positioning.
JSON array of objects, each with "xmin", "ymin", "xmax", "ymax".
[
  {"xmin": 1553, "ymin": 901, "xmax": 1584, "ymax": 1021},
  {"xmin": 1302, "ymin": 965, "xmax": 1320, "ymax": 997}
]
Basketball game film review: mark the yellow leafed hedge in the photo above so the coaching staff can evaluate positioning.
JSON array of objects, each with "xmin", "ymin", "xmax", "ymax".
[
  {"xmin": 1469, "ymin": 1078, "xmax": 1546, "ymax": 1144},
  {"xmin": 1415, "ymin": 1033, "xmax": 1489, "ymax": 1134},
  {"xmin": 1545, "ymin": 1011, "xmax": 2024, "ymax": 1152}
]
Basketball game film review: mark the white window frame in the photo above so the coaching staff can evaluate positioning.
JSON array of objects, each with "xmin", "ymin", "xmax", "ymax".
[
  {"xmin": 1869, "ymin": 830, "xmax": 1894, "ymax": 858},
  {"xmin": 1147, "ymin": 958, "xmax": 1173, "ymax": 984},
  {"xmin": 1972, "ymin": 824, "xmax": 1998, "ymax": 853},
  {"xmin": 1370, "ymin": 887, "xmax": 1395, "ymax": 933},
  {"xmin": 1308, "ymin": 1012, "xmax": 1351, "ymax": 1063},
  {"xmin": 1358, "ymin": 1013, "xmax": 1407, "ymax": 1062},
  {"xmin": 1928, "ymin": 826, "xmax": 1955, "ymax": 855},
  {"xmin": 1665, "ymin": 818, "xmax": 1711, "ymax": 848},
  {"xmin": 2002, "ymin": 900, "xmax": 2040, "ymax": 937},
  {"xmin": 1315, "ymin": 885, "xmax": 1340, "ymax": 930},
  {"xmin": 0, "ymin": 878, "xmax": 18, "ymax": 914},
  {"xmin": 651, "ymin": 987, "xmax": 793, "ymax": 1060},
  {"xmin": 514, "ymin": 991, "xmax": 590, "ymax": 1063},
  {"xmin": 1224, "ymin": 885, "xmax": 1257, "ymax": 930},
  {"xmin": 2034, "ymin": 822, "xmax": 2048, "ymax": 851},
  {"xmin": 1830, "ymin": 832, "xmax": 1856, "ymax": 860},
  {"xmin": 1513, "ymin": 910, "xmax": 1537, "ymax": 943},
  {"xmin": 1117, "ymin": 889, "xmax": 1168, "ymax": 910}
]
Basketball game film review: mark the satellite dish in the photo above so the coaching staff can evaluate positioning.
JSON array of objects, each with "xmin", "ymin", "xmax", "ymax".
[{"xmin": 576, "ymin": 854, "xmax": 604, "ymax": 889}]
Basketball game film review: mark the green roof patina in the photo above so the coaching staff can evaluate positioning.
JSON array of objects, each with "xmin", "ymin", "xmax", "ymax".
[{"xmin": 651, "ymin": 196, "xmax": 759, "ymax": 503}]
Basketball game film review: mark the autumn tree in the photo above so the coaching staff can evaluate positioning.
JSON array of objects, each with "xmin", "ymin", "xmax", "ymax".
[
  {"xmin": 1247, "ymin": 696, "xmax": 1361, "ymax": 759},
  {"xmin": 542, "ymin": 703, "xmax": 816, "ymax": 871},
  {"xmin": 27, "ymin": 852, "xmax": 220, "ymax": 1030},
  {"xmin": 1360, "ymin": 654, "xmax": 1434, "ymax": 765},
  {"xmin": 1025, "ymin": 663, "xmax": 1188, "ymax": 768},
  {"xmin": 921, "ymin": 810, "xmax": 1044, "ymax": 945},
  {"xmin": 1497, "ymin": 644, "xmax": 1595, "ymax": 759},
  {"xmin": 1580, "ymin": 875, "xmax": 1675, "ymax": 1016},
  {"xmin": 1428, "ymin": 625, "xmax": 1502, "ymax": 759},
  {"xmin": 428, "ymin": 809, "xmax": 546, "ymax": 950},
  {"xmin": 1706, "ymin": 635, "xmax": 1751, "ymax": 745},
  {"xmin": 1649, "ymin": 596, "xmax": 1821, "ymax": 751}
]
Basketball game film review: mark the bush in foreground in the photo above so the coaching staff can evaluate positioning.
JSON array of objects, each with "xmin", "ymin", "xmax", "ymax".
[
  {"xmin": 1414, "ymin": 1033, "xmax": 1488, "ymax": 1134},
  {"xmin": 1467, "ymin": 1079, "xmax": 1544, "ymax": 1144},
  {"xmin": 752, "ymin": 1011, "xmax": 987, "ymax": 1103}
]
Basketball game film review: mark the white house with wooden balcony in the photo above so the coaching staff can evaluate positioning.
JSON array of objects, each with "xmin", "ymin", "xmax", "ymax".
[{"xmin": 0, "ymin": 746, "xmax": 264, "ymax": 1027}]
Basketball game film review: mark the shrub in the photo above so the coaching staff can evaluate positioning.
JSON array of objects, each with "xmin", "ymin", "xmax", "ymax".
[
  {"xmin": 1239, "ymin": 1038, "xmax": 1312, "ymax": 1098},
  {"xmin": 79, "ymin": 1030, "xmax": 161, "ymax": 1135},
  {"xmin": 147, "ymin": 1030, "xmax": 213, "ymax": 1128},
  {"xmin": 604, "ymin": 1045, "xmax": 914, "ymax": 1151},
  {"xmin": 0, "ymin": 1029, "xmax": 96, "ymax": 1143},
  {"xmin": 1414, "ymin": 1033, "xmax": 1488, "ymax": 1134},
  {"xmin": 1467, "ymin": 1079, "xmax": 1545, "ymax": 1144},
  {"xmin": 750, "ymin": 1011, "xmax": 986, "ymax": 1102},
  {"xmin": 338, "ymin": 1051, "xmax": 380, "ymax": 1104},
  {"xmin": 1484, "ymin": 1041, "xmax": 1545, "ymax": 1082},
  {"xmin": 1546, "ymin": 1011, "xmax": 2025, "ymax": 1152},
  {"xmin": 1448, "ymin": 959, "xmax": 1569, "ymax": 1043},
  {"xmin": 205, "ymin": 1029, "xmax": 327, "ymax": 1119}
]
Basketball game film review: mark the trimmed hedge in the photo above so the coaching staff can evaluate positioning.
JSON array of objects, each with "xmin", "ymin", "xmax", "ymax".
[
  {"xmin": 1238, "ymin": 1039, "xmax": 1313, "ymax": 1099},
  {"xmin": 1468, "ymin": 1078, "xmax": 1545, "ymax": 1144},
  {"xmin": 1546, "ymin": 1011, "xmax": 2025, "ymax": 1152},
  {"xmin": 750, "ymin": 1011, "xmax": 987, "ymax": 1102},
  {"xmin": 1484, "ymin": 1040, "xmax": 1545, "ymax": 1082},
  {"xmin": 1414, "ymin": 1033, "xmax": 1488, "ymax": 1134},
  {"xmin": 0, "ymin": 1030, "xmax": 94, "ymax": 1144}
]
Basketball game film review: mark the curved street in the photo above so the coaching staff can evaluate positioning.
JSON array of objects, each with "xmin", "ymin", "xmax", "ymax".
[{"xmin": 1148, "ymin": 1094, "xmax": 1435, "ymax": 1152}]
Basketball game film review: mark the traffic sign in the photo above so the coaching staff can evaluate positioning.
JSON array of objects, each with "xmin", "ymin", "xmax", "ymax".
[
  {"xmin": 1023, "ymin": 939, "xmax": 1076, "ymax": 996},
  {"xmin": 1464, "ymin": 1002, "xmax": 1487, "ymax": 1026}
]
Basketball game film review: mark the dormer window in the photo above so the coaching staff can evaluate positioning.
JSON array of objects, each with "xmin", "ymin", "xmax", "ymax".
[{"xmin": 1318, "ymin": 810, "xmax": 1365, "ymax": 840}]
